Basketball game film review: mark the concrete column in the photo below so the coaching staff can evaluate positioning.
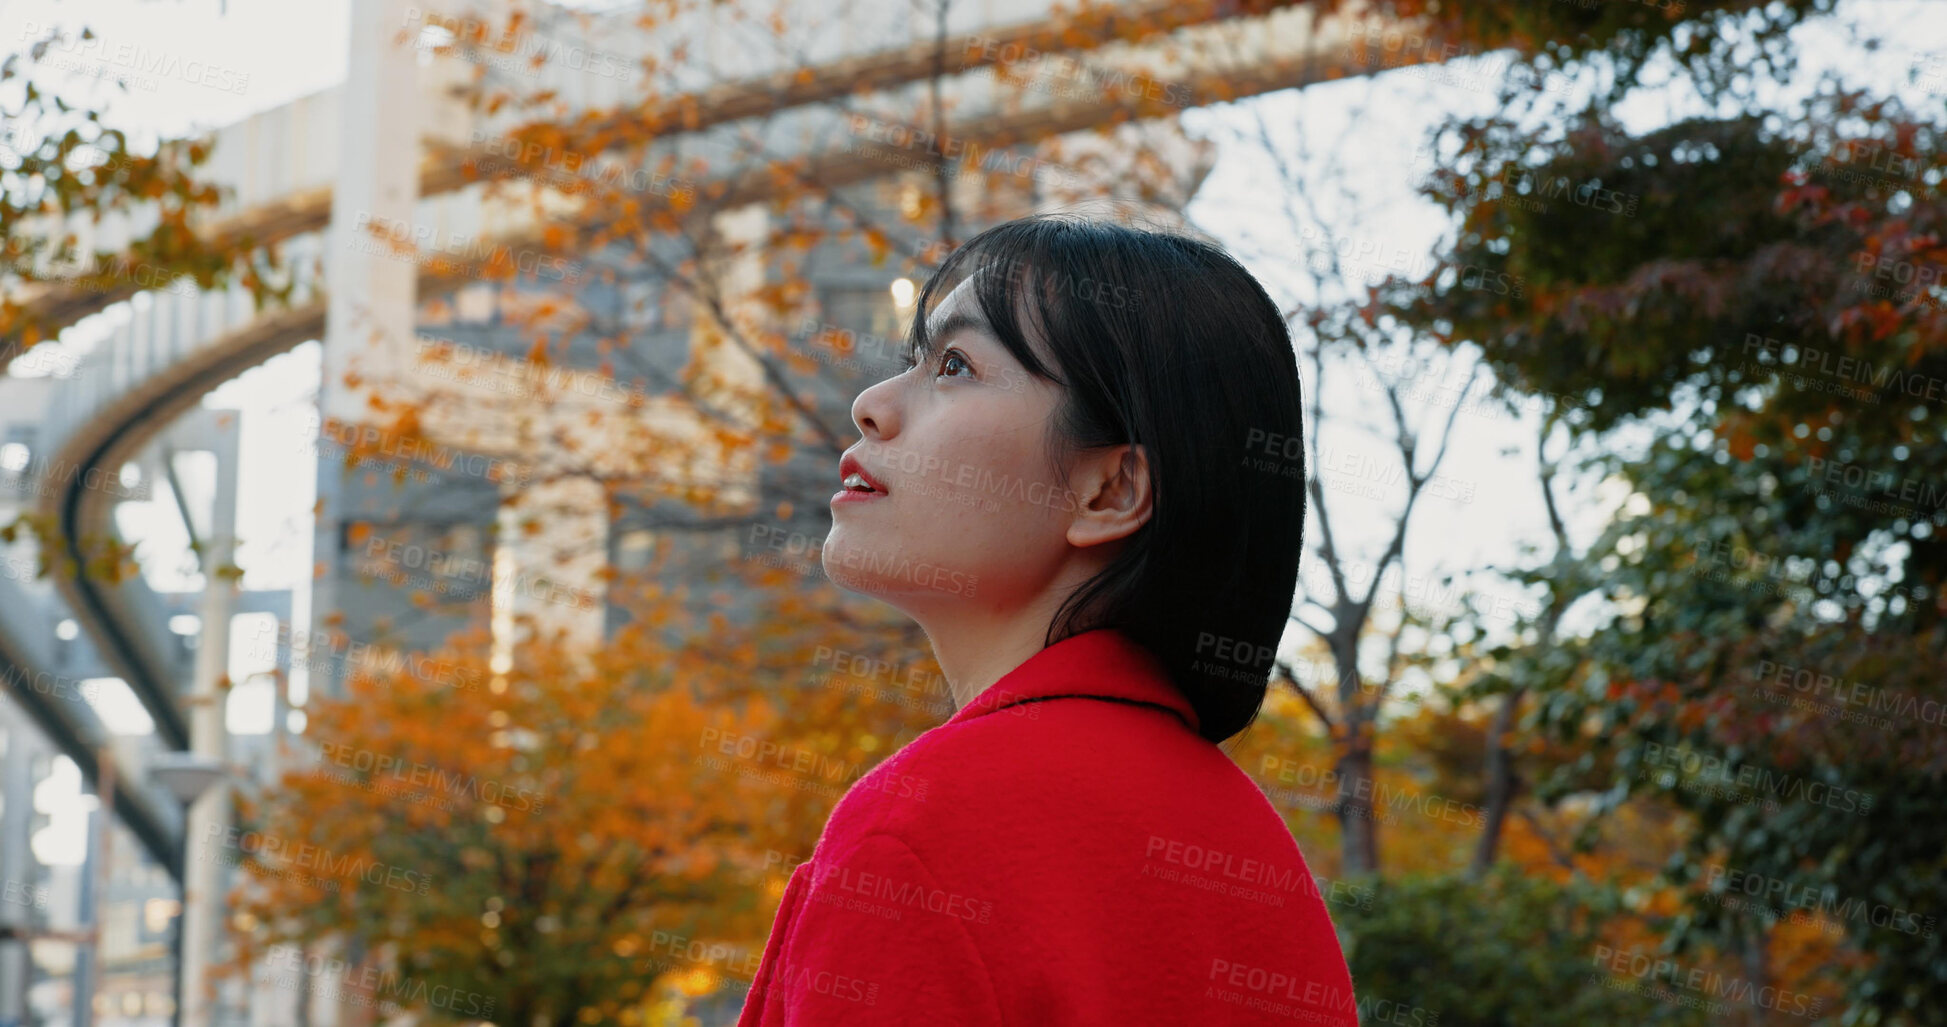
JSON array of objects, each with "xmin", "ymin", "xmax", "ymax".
[
  {"xmin": 321, "ymin": 0, "xmax": 422, "ymax": 424},
  {"xmin": 74, "ymin": 745, "xmax": 112, "ymax": 1027},
  {"xmin": 311, "ymin": 0, "xmax": 424, "ymax": 701},
  {"xmin": 180, "ymin": 424, "xmax": 240, "ymax": 1027},
  {"xmin": 0, "ymin": 707, "xmax": 37, "ymax": 1026}
]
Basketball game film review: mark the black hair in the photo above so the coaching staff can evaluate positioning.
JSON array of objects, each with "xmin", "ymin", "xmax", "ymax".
[{"xmin": 903, "ymin": 213, "xmax": 1307, "ymax": 746}]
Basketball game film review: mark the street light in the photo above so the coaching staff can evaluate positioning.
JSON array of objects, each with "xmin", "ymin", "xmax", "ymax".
[
  {"xmin": 151, "ymin": 753, "xmax": 235, "ymax": 1027},
  {"xmin": 147, "ymin": 753, "xmax": 228, "ymax": 806},
  {"xmin": 61, "ymin": 746, "xmax": 234, "ymax": 1027}
]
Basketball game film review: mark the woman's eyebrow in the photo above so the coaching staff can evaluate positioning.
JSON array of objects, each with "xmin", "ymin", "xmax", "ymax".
[{"xmin": 924, "ymin": 310, "xmax": 990, "ymax": 351}]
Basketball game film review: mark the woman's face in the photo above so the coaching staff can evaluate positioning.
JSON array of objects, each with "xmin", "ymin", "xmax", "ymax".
[{"xmin": 824, "ymin": 275, "xmax": 1081, "ymax": 613}]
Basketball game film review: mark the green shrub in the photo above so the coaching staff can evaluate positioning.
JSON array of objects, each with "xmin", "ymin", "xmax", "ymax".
[{"xmin": 1335, "ymin": 868, "xmax": 1701, "ymax": 1027}]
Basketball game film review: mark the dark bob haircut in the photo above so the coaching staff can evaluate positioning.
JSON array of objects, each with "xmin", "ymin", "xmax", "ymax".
[{"xmin": 902, "ymin": 213, "xmax": 1307, "ymax": 746}]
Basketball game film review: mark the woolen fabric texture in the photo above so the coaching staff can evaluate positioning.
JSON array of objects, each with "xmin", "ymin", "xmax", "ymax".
[{"xmin": 735, "ymin": 627, "xmax": 1359, "ymax": 1026}]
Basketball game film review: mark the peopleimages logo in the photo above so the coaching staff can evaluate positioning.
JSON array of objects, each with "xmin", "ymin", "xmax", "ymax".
[
  {"xmin": 402, "ymin": 7, "xmax": 632, "ymax": 82},
  {"xmin": 1590, "ymin": 945, "xmax": 1824, "ymax": 1019},
  {"xmin": 264, "ymin": 945, "xmax": 495, "ymax": 1017},
  {"xmin": 315, "ymin": 742, "xmax": 545, "ymax": 813},
  {"xmin": 205, "ymin": 824, "xmax": 434, "ymax": 895},
  {"xmin": 1142, "ymin": 835, "xmax": 1375, "ymax": 912},
  {"xmin": 1207, "ymin": 958, "xmax": 1438, "ymax": 1025},
  {"xmin": 1803, "ymin": 456, "xmax": 1947, "ymax": 514},
  {"xmin": 963, "ymin": 35, "xmax": 1194, "ymax": 108},
  {"xmin": 696, "ymin": 728, "xmax": 930, "ymax": 800},
  {"xmin": 1753, "ymin": 659, "xmax": 1945, "ymax": 731},
  {"xmin": 18, "ymin": 22, "xmax": 251, "ymax": 94},
  {"xmin": 307, "ymin": 413, "xmax": 531, "ymax": 487},
  {"xmin": 809, "ymin": 645, "xmax": 958, "ymax": 707},
  {"xmin": 842, "ymin": 114, "xmax": 1085, "ymax": 191},
  {"xmin": 348, "ymin": 211, "xmax": 583, "ymax": 286},
  {"xmin": 1257, "ymin": 754, "xmax": 1484, "ymax": 828},
  {"xmin": 1703, "ymin": 864, "xmax": 1935, "ymax": 938},
  {"xmin": 0, "ymin": 663, "xmax": 102, "ymax": 706},
  {"xmin": 250, "ymin": 620, "xmax": 482, "ymax": 691},
  {"xmin": 360, "ymin": 535, "xmax": 598, "ymax": 613},
  {"xmin": 464, "ymin": 130, "xmax": 696, "ymax": 201},
  {"xmin": 1495, "ymin": 166, "xmax": 1640, "ymax": 217},
  {"xmin": 821, "ymin": 541, "xmax": 978, "ymax": 597},
  {"xmin": 870, "ymin": 445, "xmax": 1087, "ymax": 514},
  {"xmin": 765, "ymin": 958, "xmax": 880, "ymax": 1008},
  {"xmin": 2, "ymin": 879, "xmax": 50, "ymax": 911},
  {"xmin": 0, "ymin": 452, "xmax": 154, "ymax": 502},
  {"xmin": 750, "ymin": 521, "xmax": 980, "ymax": 597},
  {"xmin": 813, "ymin": 854, "xmax": 993, "ymax": 923},
  {"xmin": 1638, "ymin": 742, "xmax": 1873, "ymax": 813}
]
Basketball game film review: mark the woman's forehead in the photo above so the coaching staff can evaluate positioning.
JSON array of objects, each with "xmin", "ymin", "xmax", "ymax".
[
  {"xmin": 925, "ymin": 264, "xmax": 1056, "ymax": 362},
  {"xmin": 927, "ymin": 275, "xmax": 983, "ymax": 326}
]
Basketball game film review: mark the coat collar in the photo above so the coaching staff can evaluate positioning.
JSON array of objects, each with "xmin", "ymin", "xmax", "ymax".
[{"xmin": 942, "ymin": 627, "xmax": 1200, "ymax": 735}]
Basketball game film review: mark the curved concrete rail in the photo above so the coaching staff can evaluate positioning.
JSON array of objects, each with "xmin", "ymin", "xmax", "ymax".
[
  {"xmin": 0, "ymin": 568, "xmax": 185, "ymax": 877},
  {"xmin": 1, "ymin": 0, "xmax": 1367, "ymax": 350},
  {"xmin": 40, "ymin": 293, "xmax": 328, "ymax": 750}
]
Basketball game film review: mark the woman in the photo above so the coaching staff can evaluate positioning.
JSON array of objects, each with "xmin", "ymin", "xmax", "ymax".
[{"xmin": 736, "ymin": 215, "xmax": 1357, "ymax": 1026}]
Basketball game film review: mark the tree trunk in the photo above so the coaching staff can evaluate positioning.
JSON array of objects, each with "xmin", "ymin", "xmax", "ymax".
[
  {"xmin": 1336, "ymin": 734, "xmax": 1380, "ymax": 876},
  {"xmin": 1331, "ymin": 632, "xmax": 1380, "ymax": 876},
  {"xmin": 1470, "ymin": 687, "xmax": 1525, "ymax": 877},
  {"xmin": 1738, "ymin": 918, "xmax": 1771, "ymax": 1027}
]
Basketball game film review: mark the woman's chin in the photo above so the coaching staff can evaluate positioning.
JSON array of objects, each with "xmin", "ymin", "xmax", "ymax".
[
  {"xmin": 821, "ymin": 533, "xmax": 955, "ymax": 609},
  {"xmin": 820, "ymin": 533, "xmax": 890, "ymax": 596}
]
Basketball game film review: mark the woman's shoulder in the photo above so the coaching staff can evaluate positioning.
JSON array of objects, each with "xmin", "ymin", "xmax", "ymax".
[
  {"xmin": 826, "ymin": 699, "xmax": 1269, "ymax": 858},
  {"xmin": 809, "ymin": 719, "xmax": 1324, "ymax": 949},
  {"xmin": 881, "ymin": 698, "xmax": 1171, "ymax": 793}
]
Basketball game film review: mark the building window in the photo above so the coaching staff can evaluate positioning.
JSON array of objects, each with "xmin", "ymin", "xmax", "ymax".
[
  {"xmin": 821, "ymin": 285, "xmax": 901, "ymax": 343},
  {"xmin": 455, "ymin": 282, "xmax": 498, "ymax": 323},
  {"xmin": 350, "ymin": 521, "xmax": 494, "ymax": 597},
  {"xmin": 616, "ymin": 529, "xmax": 656, "ymax": 572},
  {"xmin": 619, "ymin": 278, "xmax": 663, "ymax": 332},
  {"xmin": 1, "ymin": 442, "xmax": 29, "ymax": 473}
]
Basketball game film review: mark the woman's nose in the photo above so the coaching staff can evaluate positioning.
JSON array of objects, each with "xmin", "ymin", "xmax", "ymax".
[{"xmin": 851, "ymin": 375, "xmax": 899, "ymax": 441}]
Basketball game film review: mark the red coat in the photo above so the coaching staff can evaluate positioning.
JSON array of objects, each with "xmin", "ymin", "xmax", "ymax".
[{"xmin": 735, "ymin": 627, "xmax": 1359, "ymax": 1026}]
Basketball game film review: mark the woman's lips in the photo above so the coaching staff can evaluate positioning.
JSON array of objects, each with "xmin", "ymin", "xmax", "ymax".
[
  {"xmin": 836, "ymin": 452, "xmax": 890, "ymax": 504},
  {"xmin": 831, "ymin": 486, "xmax": 886, "ymax": 505}
]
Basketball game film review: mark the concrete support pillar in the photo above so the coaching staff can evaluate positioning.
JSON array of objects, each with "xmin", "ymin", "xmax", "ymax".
[
  {"xmin": 0, "ymin": 711, "xmax": 37, "ymax": 1026},
  {"xmin": 180, "ymin": 423, "xmax": 240, "ymax": 1027},
  {"xmin": 311, "ymin": 0, "xmax": 424, "ymax": 701}
]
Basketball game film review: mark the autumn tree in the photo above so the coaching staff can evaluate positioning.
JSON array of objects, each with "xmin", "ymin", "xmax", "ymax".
[
  {"xmin": 1384, "ymin": 52, "xmax": 1947, "ymax": 1026},
  {"xmin": 225, "ymin": 620, "xmax": 867, "ymax": 1023}
]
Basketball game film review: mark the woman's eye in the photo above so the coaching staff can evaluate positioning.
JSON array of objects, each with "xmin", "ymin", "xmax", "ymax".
[{"xmin": 895, "ymin": 347, "xmax": 970, "ymax": 378}]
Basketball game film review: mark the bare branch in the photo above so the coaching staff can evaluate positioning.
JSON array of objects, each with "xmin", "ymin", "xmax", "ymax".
[
  {"xmin": 1276, "ymin": 661, "xmax": 1337, "ymax": 734},
  {"xmin": 1291, "ymin": 607, "xmax": 1335, "ymax": 639}
]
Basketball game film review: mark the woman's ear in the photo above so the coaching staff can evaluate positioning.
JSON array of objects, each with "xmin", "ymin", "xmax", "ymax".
[{"xmin": 1067, "ymin": 443, "xmax": 1152, "ymax": 549}]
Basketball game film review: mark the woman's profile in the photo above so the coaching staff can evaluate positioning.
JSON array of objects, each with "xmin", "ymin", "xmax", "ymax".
[{"xmin": 736, "ymin": 213, "xmax": 1358, "ymax": 1026}]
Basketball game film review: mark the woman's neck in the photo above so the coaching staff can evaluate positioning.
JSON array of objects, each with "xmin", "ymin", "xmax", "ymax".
[{"xmin": 919, "ymin": 598, "xmax": 1073, "ymax": 711}]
